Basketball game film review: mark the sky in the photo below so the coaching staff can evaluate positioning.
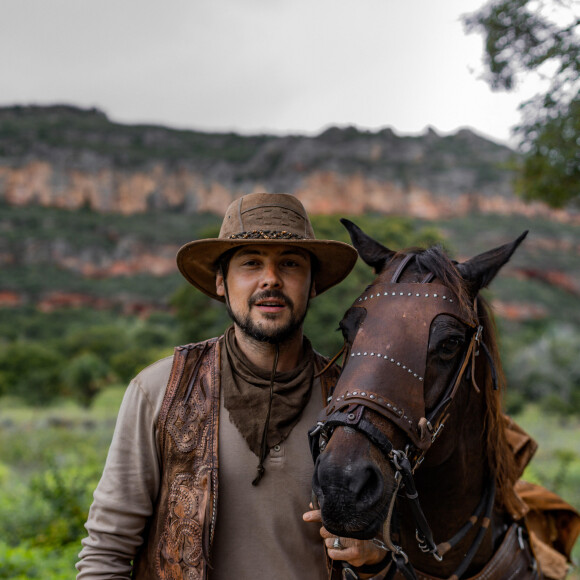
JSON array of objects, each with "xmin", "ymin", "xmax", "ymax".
[{"xmin": 1, "ymin": 0, "xmax": 548, "ymax": 148}]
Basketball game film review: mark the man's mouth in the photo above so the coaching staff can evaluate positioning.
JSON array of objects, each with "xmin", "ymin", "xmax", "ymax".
[
  {"xmin": 250, "ymin": 291, "xmax": 292, "ymax": 314},
  {"xmin": 254, "ymin": 298, "xmax": 286, "ymax": 312}
]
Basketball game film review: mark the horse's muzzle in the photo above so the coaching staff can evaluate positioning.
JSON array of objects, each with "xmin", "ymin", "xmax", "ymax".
[{"xmin": 311, "ymin": 434, "xmax": 389, "ymax": 539}]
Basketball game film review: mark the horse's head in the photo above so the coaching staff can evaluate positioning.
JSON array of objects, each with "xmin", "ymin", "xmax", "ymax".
[{"xmin": 311, "ymin": 220, "xmax": 527, "ymax": 548}]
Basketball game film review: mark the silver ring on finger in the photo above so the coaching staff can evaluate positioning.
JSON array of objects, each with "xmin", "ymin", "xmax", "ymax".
[{"xmin": 333, "ymin": 537, "xmax": 343, "ymax": 550}]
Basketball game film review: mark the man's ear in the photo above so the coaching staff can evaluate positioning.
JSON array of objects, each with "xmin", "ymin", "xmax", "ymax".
[
  {"xmin": 216, "ymin": 272, "xmax": 225, "ymax": 297},
  {"xmin": 310, "ymin": 280, "xmax": 317, "ymax": 299}
]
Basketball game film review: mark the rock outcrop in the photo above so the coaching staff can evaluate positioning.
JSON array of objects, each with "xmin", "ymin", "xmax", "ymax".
[{"xmin": 4, "ymin": 104, "xmax": 573, "ymax": 222}]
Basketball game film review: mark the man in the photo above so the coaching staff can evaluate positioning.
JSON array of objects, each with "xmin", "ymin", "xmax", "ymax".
[{"xmin": 77, "ymin": 193, "xmax": 387, "ymax": 579}]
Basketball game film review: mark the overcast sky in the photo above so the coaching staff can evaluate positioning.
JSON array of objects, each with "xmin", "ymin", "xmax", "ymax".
[{"xmin": 1, "ymin": 0, "xmax": 547, "ymax": 148}]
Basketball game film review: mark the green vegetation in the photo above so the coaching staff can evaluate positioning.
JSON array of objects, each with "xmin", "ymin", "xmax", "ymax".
[
  {"xmin": 465, "ymin": 0, "xmax": 580, "ymax": 207},
  {"xmin": 0, "ymin": 308, "xmax": 176, "ymax": 407},
  {"xmin": 1, "ymin": 204, "xmax": 579, "ymax": 575},
  {"xmin": 1, "ymin": 206, "xmax": 579, "ymax": 413},
  {"xmin": 0, "ymin": 389, "xmax": 123, "ymax": 578},
  {"xmin": 0, "ymin": 392, "xmax": 577, "ymax": 578},
  {"xmin": 0, "ymin": 105, "xmax": 273, "ymax": 167}
]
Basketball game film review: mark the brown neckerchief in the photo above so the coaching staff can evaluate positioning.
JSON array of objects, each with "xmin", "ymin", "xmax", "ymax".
[{"xmin": 222, "ymin": 326, "xmax": 315, "ymax": 465}]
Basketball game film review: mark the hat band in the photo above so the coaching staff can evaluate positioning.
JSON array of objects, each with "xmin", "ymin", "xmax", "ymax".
[{"xmin": 228, "ymin": 230, "xmax": 306, "ymax": 240}]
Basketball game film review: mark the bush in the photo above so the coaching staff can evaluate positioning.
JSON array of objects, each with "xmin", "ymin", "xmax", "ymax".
[
  {"xmin": 0, "ymin": 540, "xmax": 79, "ymax": 579},
  {"xmin": 504, "ymin": 324, "xmax": 580, "ymax": 417},
  {"xmin": 110, "ymin": 346, "xmax": 170, "ymax": 384},
  {"xmin": 61, "ymin": 325, "xmax": 130, "ymax": 361},
  {"xmin": 61, "ymin": 352, "xmax": 110, "ymax": 407},
  {"xmin": 0, "ymin": 342, "xmax": 66, "ymax": 404}
]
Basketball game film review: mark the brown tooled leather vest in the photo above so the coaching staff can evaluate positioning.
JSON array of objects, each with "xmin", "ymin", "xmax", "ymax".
[{"xmin": 132, "ymin": 336, "xmax": 339, "ymax": 580}]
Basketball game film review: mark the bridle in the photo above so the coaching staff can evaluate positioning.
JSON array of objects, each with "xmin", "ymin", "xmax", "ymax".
[{"xmin": 309, "ymin": 259, "xmax": 500, "ymax": 579}]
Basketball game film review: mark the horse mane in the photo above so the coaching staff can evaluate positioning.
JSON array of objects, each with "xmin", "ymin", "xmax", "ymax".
[
  {"xmin": 393, "ymin": 246, "xmax": 522, "ymax": 516},
  {"xmin": 476, "ymin": 295, "xmax": 523, "ymax": 516}
]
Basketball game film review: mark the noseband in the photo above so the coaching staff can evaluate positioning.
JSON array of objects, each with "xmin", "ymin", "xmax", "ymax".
[{"xmin": 309, "ymin": 267, "xmax": 501, "ymax": 578}]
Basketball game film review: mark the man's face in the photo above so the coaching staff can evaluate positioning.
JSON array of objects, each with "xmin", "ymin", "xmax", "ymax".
[{"xmin": 215, "ymin": 244, "xmax": 316, "ymax": 344}]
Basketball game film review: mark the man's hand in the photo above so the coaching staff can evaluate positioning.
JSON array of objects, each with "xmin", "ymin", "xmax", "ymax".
[{"xmin": 302, "ymin": 508, "xmax": 386, "ymax": 571}]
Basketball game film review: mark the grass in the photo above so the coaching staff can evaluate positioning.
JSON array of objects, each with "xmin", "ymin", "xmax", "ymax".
[
  {"xmin": 517, "ymin": 405, "xmax": 580, "ymax": 506},
  {"xmin": 0, "ymin": 391, "xmax": 578, "ymax": 577},
  {"xmin": 0, "ymin": 388, "xmax": 126, "ymax": 578}
]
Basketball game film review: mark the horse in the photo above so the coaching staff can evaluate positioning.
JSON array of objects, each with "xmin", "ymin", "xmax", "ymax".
[{"xmin": 310, "ymin": 220, "xmax": 541, "ymax": 579}]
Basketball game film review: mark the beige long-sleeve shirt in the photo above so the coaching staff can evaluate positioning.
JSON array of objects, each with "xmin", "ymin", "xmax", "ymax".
[{"xmin": 76, "ymin": 352, "xmax": 328, "ymax": 579}]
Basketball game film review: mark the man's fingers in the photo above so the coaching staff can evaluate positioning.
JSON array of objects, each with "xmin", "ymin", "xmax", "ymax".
[
  {"xmin": 326, "ymin": 536, "xmax": 386, "ymax": 568},
  {"xmin": 302, "ymin": 509, "xmax": 322, "ymax": 522}
]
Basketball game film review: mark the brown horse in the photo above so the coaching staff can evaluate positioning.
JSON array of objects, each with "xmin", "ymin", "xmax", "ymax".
[{"xmin": 310, "ymin": 221, "xmax": 540, "ymax": 579}]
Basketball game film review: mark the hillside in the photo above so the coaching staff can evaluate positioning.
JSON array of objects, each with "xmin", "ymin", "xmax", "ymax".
[
  {"xmin": 1, "ymin": 107, "xmax": 579, "ymax": 578},
  {"xmin": 0, "ymin": 103, "xmax": 553, "ymax": 219},
  {"xmin": 0, "ymin": 104, "xmax": 579, "ymax": 331}
]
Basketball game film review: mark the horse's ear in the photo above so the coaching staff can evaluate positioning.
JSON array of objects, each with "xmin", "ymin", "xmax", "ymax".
[
  {"xmin": 456, "ymin": 231, "xmax": 528, "ymax": 294},
  {"xmin": 340, "ymin": 218, "xmax": 396, "ymax": 272}
]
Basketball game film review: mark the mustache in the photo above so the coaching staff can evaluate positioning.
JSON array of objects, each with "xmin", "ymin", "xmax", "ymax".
[{"xmin": 249, "ymin": 289, "xmax": 294, "ymax": 309}]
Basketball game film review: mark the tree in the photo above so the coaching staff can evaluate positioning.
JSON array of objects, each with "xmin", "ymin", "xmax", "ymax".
[
  {"xmin": 61, "ymin": 352, "xmax": 110, "ymax": 408},
  {"xmin": 464, "ymin": 0, "xmax": 580, "ymax": 207},
  {"xmin": 503, "ymin": 323, "xmax": 580, "ymax": 417},
  {"xmin": 0, "ymin": 342, "xmax": 66, "ymax": 405}
]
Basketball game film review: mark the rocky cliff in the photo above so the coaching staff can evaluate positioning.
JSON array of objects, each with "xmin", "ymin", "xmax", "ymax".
[{"xmin": 1, "ymin": 104, "xmax": 572, "ymax": 222}]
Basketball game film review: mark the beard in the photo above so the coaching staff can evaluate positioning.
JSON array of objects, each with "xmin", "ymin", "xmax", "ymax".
[{"xmin": 226, "ymin": 289, "xmax": 309, "ymax": 344}]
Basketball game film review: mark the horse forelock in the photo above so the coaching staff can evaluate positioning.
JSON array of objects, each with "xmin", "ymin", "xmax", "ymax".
[{"xmin": 383, "ymin": 246, "xmax": 472, "ymax": 315}]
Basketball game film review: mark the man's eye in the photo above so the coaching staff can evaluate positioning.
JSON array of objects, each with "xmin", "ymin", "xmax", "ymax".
[{"xmin": 281, "ymin": 259, "xmax": 302, "ymax": 268}]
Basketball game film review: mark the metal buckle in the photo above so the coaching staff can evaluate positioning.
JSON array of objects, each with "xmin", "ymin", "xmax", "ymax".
[
  {"xmin": 372, "ymin": 538, "xmax": 388, "ymax": 551},
  {"xmin": 474, "ymin": 325, "xmax": 483, "ymax": 344},
  {"xmin": 310, "ymin": 421, "xmax": 324, "ymax": 437},
  {"xmin": 391, "ymin": 546, "xmax": 409, "ymax": 565},
  {"xmin": 431, "ymin": 421, "xmax": 445, "ymax": 442},
  {"xmin": 390, "ymin": 449, "xmax": 407, "ymax": 471},
  {"xmin": 517, "ymin": 526, "xmax": 525, "ymax": 550},
  {"xmin": 342, "ymin": 565, "xmax": 359, "ymax": 579}
]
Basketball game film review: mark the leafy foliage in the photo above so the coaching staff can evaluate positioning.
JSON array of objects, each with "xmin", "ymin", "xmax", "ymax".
[
  {"xmin": 0, "ymin": 342, "xmax": 66, "ymax": 403},
  {"xmin": 0, "ymin": 540, "xmax": 80, "ymax": 580},
  {"xmin": 61, "ymin": 353, "xmax": 110, "ymax": 408},
  {"xmin": 0, "ymin": 391, "xmax": 576, "ymax": 578},
  {"xmin": 464, "ymin": 0, "xmax": 580, "ymax": 206},
  {"xmin": 0, "ymin": 396, "xmax": 116, "ymax": 578},
  {"xmin": 504, "ymin": 323, "xmax": 580, "ymax": 416},
  {"xmin": 515, "ymin": 99, "xmax": 580, "ymax": 207}
]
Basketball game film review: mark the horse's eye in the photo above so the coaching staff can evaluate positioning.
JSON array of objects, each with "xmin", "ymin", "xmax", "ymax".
[
  {"xmin": 438, "ymin": 336, "xmax": 464, "ymax": 360},
  {"xmin": 339, "ymin": 307, "xmax": 367, "ymax": 344}
]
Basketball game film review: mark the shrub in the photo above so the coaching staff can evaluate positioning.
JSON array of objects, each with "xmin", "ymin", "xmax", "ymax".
[
  {"xmin": 0, "ymin": 540, "xmax": 79, "ymax": 579},
  {"xmin": 110, "ymin": 346, "xmax": 170, "ymax": 384},
  {"xmin": 504, "ymin": 324, "xmax": 580, "ymax": 417},
  {"xmin": 61, "ymin": 352, "xmax": 110, "ymax": 408},
  {"xmin": 0, "ymin": 342, "xmax": 66, "ymax": 404}
]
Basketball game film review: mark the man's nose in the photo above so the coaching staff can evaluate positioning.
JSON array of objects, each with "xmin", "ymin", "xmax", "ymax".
[{"xmin": 260, "ymin": 264, "xmax": 282, "ymax": 288}]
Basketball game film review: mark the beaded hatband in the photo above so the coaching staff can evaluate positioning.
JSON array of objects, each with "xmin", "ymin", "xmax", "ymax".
[{"xmin": 228, "ymin": 230, "xmax": 304, "ymax": 240}]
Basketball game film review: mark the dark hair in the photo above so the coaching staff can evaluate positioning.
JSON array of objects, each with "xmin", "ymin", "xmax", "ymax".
[{"xmin": 214, "ymin": 247, "xmax": 238, "ymax": 279}]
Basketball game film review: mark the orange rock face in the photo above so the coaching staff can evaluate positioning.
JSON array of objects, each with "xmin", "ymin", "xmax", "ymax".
[{"xmin": 1, "ymin": 161, "xmax": 578, "ymax": 224}]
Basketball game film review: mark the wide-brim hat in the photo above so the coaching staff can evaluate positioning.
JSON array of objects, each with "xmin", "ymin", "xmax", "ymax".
[{"xmin": 177, "ymin": 192, "xmax": 358, "ymax": 302}]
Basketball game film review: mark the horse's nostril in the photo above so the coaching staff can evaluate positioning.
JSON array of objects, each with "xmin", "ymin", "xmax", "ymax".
[
  {"xmin": 315, "ymin": 452, "xmax": 384, "ymax": 509},
  {"xmin": 348, "ymin": 464, "xmax": 384, "ymax": 505},
  {"xmin": 313, "ymin": 454, "xmax": 387, "ymax": 539}
]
